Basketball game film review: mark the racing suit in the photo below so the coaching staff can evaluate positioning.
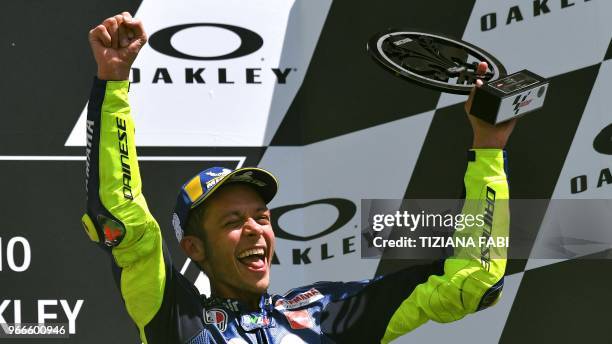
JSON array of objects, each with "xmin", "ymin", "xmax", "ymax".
[{"xmin": 81, "ymin": 78, "xmax": 509, "ymax": 343}]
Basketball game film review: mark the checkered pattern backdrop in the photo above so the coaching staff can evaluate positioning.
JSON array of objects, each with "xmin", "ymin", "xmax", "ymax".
[{"xmin": 1, "ymin": 0, "xmax": 611, "ymax": 343}]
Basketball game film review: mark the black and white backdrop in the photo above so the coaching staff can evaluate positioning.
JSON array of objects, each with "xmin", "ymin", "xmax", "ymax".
[{"xmin": 1, "ymin": 0, "xmax": 611, "ymax": 343}]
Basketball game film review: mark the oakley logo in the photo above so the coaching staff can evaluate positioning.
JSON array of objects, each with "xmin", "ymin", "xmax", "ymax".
[
  {"xmin": 149, "ymin": 23, "xmax": 264, "ymax": 60},
  {"xmin": 480, "ymin": 0, "xmax": 594, "ymax": 32},
  {"xmin": 271, "ymin": 198, "xmax": 356, "ymax": 242},
  {"xmin": 593, "ymin": 123, "xmax": 612, "ymax": 155}
]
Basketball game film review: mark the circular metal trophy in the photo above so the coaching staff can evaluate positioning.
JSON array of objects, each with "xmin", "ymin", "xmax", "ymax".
[{"xmin": 367, "ymin": 29, "xmax": 549, "ymax": 124}]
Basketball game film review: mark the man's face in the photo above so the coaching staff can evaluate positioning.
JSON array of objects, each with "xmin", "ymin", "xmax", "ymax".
[{"xmin": 198, "ymin": 184, "xmax": 275, "ymax": 300}]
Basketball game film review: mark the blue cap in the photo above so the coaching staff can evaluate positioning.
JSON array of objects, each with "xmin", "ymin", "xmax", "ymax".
[{"xmin": 171, "ymin": 166, "xmax": 278, "ymax": 241}]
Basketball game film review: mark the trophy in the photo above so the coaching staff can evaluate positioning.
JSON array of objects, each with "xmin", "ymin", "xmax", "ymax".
[{"xmin": 367, "ymin": 30, "xmax": 549, "ymax": 124}]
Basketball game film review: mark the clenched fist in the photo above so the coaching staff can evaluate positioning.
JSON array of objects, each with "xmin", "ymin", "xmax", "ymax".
[{"xmin": 88, "ymin": 12, "xmax": 147, "ymax": 80}]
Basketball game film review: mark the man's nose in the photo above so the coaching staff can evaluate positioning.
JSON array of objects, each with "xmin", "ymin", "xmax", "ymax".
[{"xmin": 243, "ymin": 218, "xmax": 264, "ymax": 236}]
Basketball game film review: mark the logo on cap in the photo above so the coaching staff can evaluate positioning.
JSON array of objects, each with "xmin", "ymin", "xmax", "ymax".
[
  {"xmin": 206, "ymin": 168, "xmax": 232, "ymax": 177},
  {"xmin": 229, "ymin": 171, "xmax": 267, "ymax": 187}
]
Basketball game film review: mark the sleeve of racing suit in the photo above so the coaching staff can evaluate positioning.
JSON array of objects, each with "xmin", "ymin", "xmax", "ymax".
[
  {"xmin": 80, "ymin": 77, "xmax": 166, "ymax": 343},
  {"xmin": 319, "ymin": 149, "xmax": 508, "ymax": 343},
  {"xmin": 380, "ymin": 149, "xmax": 508, "ymax": 343}
]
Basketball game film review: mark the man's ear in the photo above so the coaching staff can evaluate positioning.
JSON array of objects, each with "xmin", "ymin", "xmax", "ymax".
[{"xmin": 180, "ymin": 235, "xmax": 206, "ymax": 263}]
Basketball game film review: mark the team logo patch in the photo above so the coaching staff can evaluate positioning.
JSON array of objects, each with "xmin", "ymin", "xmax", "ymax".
[
  {"xmin": 202, "ymin": 297, "xmax": 240, "ymax": 313},
  {"xmin": 240, "ymin": 313, "xmax": 271, "ymax": 331},
  {"xmin": 204, "ymin": 308, "xmax": 228, "ymax": 332},
  {"xmin": 275, "ymin": 288, "xmax": 323, "ymax": 311},
  {"xmin": 97, "ymin": 215, "xmax": 126, "ymax": 247},
  {"xmin": 221, "ymin": 299, "xmax": 240, "ymax": 313},
  {"xmin": 284, "ymin": 309, "xmax": 313, "ymax": 330}
]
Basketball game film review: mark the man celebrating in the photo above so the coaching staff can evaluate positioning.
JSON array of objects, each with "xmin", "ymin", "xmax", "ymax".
[{"xmin": 82, "ymin": 12, "xmax": 515, "ymax": 344}]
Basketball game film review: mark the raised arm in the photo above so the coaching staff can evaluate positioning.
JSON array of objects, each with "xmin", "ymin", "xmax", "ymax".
[
  {"xmin": 318, "ymin": 63, "xmax": 517, "ymax": 343},
  {"xmin": 378, "ymin": 149, "xmax": 509, "ymax": 343},
  {"xmin": 380, "ymin": 62, "xmax": 516, "ymax": 342},
  {"xmin": 80, "ymin": 13, "xmax": 168, "ymax": 343}
]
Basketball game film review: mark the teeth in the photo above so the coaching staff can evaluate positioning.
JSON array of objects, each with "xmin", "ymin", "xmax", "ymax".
[{"xmin": 237, "ymin": 248, "xmax": 265, "ymax": 259}]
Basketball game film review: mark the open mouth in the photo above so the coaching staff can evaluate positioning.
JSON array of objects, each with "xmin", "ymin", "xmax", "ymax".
[{"xmin": 236, "ymin": 247, "xmax": 267, "ymax": 271}]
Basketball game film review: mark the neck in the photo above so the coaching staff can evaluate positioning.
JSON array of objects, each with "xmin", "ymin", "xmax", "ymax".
[{"xmin": 210, "ymin": 285, "xmax": 263, "ymax": 311}]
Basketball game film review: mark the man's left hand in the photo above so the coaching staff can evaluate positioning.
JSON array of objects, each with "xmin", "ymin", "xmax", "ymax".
[{"xmin": 465, "ymin": 62, "xmax": 517, "ymax": 149}]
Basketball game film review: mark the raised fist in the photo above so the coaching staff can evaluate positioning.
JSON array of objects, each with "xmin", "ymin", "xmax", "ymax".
[{"xmin": 88, "ymin": 12, "xmax": 147, "ymax": 80}]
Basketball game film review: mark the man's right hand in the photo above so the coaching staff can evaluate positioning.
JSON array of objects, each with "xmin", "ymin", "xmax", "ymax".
[{"xmin": 88, "ymin": 12, "xmax": 147, "ymax": 81}]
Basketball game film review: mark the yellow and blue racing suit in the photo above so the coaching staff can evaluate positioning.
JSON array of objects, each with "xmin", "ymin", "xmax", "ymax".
[{"xmin": 81, "ymin": 78, "xmax": 508, "ymax": 343}]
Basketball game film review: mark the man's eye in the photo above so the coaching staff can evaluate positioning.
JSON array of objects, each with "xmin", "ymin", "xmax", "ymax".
[
  {"xmin": 257, "ymin": 216, "xmax": 270, "ymax": 224},
  {"xmin": 225, "ymin": 220, "xmax": 242, "ymax": 228}
]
